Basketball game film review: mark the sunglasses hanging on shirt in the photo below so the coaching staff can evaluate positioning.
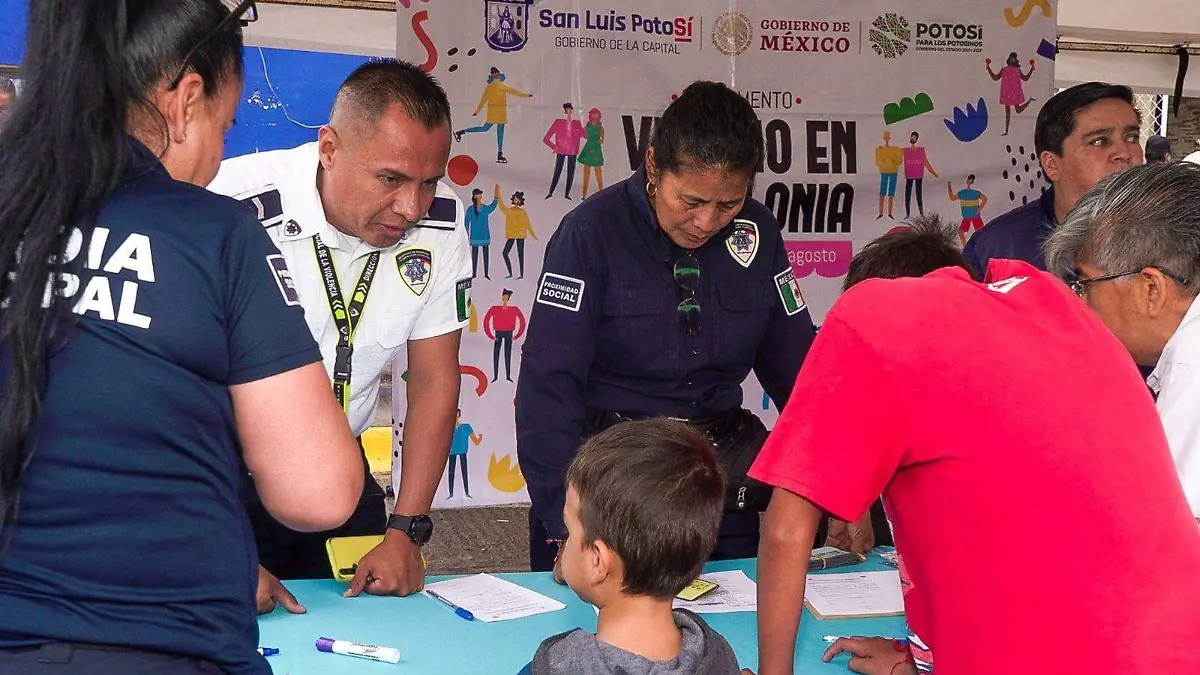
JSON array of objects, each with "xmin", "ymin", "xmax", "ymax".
[{"xmin": 673, "ymin": 253, "xmax": 701, "ymax": 336}]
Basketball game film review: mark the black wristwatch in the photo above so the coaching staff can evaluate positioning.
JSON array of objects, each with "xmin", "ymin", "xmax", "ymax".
[{"xmin": 387, "ymin": 514, "xmax": 434, "ymax": 546}]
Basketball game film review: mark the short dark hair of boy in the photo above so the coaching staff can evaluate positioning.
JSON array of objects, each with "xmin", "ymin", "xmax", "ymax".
[
  {"xmin": 843, "ymin": 215, "xmax": 973, "ymax": 291},
  {"xmin": 566, "ymin": 418, "xmax": 725, "ymax": 598}
]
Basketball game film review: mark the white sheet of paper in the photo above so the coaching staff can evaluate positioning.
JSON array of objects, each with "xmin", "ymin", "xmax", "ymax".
[
  {"xmin": 804, "ymin": 570, "xmax": 905, "ymax": 618},
  {"xmin": 671, "ymin": 570, "xmax": 757, "ymax": 614},
  {"xmin": 423, "ymin": 573, "xmax": 566, "ymax": 622}
]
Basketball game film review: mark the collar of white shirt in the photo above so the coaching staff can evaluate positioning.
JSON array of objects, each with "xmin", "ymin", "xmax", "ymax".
[
  {"xmin": 276, "ymin": 142, "xmax": 391, "ymax": 260},
  {"xmin": 1148, "ymin": 295, "xmax": 1200, "ymax": 392}
]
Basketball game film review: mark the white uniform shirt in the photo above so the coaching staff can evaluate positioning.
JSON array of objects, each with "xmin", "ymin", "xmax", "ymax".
[
  {"xmin": 208, "ymin": 142, "xmax": 471, "ymax": 436},
  {"xmin": 1148, "ymin": 296, "xmax": 1200, "ymax": 517}
]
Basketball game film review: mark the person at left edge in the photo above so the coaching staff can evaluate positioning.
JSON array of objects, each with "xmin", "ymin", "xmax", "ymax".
[
  {"xmin": 516, "ymin": 80, "xmax": 817, "ymax": 576},
  {"xmin": 208, "ymin": 60, "xmax": 471, "ymax": 606}
]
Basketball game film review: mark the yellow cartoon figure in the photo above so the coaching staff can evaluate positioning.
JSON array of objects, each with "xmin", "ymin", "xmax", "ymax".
[{"xmin": 454, "ymin": 67, "xmax": 532, "ymax": 164}]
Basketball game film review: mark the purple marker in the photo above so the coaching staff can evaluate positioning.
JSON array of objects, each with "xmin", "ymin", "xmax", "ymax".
[{"xmin": 315, "ymin": 637, "xmax": 400, "ymax": 664}]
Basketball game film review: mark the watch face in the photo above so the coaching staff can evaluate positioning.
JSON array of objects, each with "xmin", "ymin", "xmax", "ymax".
[{"xmin": 411, "ymin": 516, "xmax": 434, "ymax": 544}]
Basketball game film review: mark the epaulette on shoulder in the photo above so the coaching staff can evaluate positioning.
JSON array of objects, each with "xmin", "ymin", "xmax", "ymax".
[
  {"xmin": 231, "ymin": 185, "xmax": 285, "ymax": 228},
  {"xmin": 412, "ymin": 195, "xmax": 459, "ymax": 232}
]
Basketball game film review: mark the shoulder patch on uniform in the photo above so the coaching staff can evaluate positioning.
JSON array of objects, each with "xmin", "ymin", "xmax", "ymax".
[
  {"xmin": 413, "ymin": 196, "xmax": 459, "ymax": 231},
  {"xmin": 233, "ymin": 186, "xmax": 285, "ymax": 228},
  {"xmin": 774, "ymin": 268, "xmax": 806, "ymax": 316},
  {"xmin": 537, "ymin": 273, "xmax": 585, "ymax": 312},
  {"xmin": 266, "ymin": 254, "xmax": 301, "ymax": 306},
  {"xmin": 396, "ymin": 247, "xmax": 433, "ymax": 297},
  {"xmin": 455, "ymin": 278, "xmax": 472, "ymax": 322},
  {"xmin": 726, "ymin": 219, "xmax": 759, "ymax": 268}
]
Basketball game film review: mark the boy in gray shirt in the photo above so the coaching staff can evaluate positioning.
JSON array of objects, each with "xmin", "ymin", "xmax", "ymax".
[{"xmin": 520, "ymin": 419, "xmax": 740, "ymax": 675}]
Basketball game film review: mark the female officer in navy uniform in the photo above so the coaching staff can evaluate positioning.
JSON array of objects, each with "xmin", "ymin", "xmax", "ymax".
[
  {"xmin": 516, "ymin": 81, "xmax": 818, "ymax": 574},
  {"xmin": 0, "ymin": 2, "xmax": 363, "ymax": 673}
]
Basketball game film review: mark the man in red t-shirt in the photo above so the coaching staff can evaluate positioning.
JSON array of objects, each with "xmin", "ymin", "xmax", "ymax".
[{"xmin": 749, "ymin": 259, "xmax": 1200, "ymax": 675}]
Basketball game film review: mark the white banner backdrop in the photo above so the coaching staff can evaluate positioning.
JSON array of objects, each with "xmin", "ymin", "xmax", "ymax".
[{"xmin": 391, "ymin": 0, "xmax": 1057, "ymax": 506}]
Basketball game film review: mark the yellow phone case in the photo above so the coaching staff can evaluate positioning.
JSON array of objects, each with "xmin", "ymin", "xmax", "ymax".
[
  {"xmin": 325, "ymin": 535, "xmax": 386, "ymax": 582},
  {"xmin": 676, "ymin": 578, "xmax": 719, "ymax": 601},
  {"xmin": 325, "ymin": 535, "xmax": 429, "ymax": 582}
]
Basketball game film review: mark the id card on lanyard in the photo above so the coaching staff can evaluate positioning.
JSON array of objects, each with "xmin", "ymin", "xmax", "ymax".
[{"xmin": 313, "ymin": 235, "xmax": 380, "ymax": 412}]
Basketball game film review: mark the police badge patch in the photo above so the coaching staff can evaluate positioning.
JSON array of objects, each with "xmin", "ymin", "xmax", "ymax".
[
  {"xmin": 396, "ymin": 247, "xmax": 433, "ymax": 297},
  {"xmin": 537, "ymin": 273, "xmax": 585, "ymax": 312},
  {"xmin": 726, "ymin": 219, "xmax": 759, "ymax": 268}
]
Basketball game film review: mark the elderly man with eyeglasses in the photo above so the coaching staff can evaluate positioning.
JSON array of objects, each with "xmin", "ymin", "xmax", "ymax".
[{"xmin": 1045, "ymin": 161, "xmax": 1200, "ymax": 519}]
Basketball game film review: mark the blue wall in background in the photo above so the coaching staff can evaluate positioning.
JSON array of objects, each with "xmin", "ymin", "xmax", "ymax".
[
  {"xmin": 0, "ymin": 0, "xmax": 28, "ymax": 64},
  {"xmin": 0, "ymin": 0, "xmax": 369, "ymax": 158},
  {"xmin": 228, "ymin": 47, "xmax": 368, "ymax": 157}
]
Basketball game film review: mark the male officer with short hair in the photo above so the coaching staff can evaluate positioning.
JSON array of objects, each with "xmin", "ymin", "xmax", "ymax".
[{"xmin": 209, "ymin": 60, "xmax": 470, "ymax": 610}]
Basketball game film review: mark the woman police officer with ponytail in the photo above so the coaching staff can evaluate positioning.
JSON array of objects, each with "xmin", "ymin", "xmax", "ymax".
[{"xmin": 0, "ymin": 2, "xmax": 363, "ymax": 673}]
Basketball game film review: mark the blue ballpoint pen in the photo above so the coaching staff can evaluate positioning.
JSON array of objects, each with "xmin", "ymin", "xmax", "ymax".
[
  {"xmin": 426, "ymin": 589, "xmax": 475, "ymax": 621},
  {"xmin": 257, "ymin": 647, "xmax": 280, "ymax": 657}
]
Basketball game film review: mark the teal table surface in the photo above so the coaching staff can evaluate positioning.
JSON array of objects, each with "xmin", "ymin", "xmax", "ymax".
[{"xmin": 260, "ymin": 555, "xmax": 907, "ymax": 674}]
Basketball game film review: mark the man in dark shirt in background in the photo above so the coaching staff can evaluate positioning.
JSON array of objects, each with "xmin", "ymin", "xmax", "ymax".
[
  {"xmin": 964, "ymin": 82, "xmax": 1143, "ymax": 273},
  {"xmin": 1146, "ymin": 135, "xmax": 1174, "ymax": 164}
]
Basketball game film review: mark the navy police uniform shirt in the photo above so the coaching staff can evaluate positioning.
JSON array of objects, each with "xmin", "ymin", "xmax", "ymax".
[
  {"xmin": 964, "ymin": 186, "xmax": 1056, "ymax": 274},
  {"xmin": 0, "ymin": 141, "xmax": 320, "ymax": 675},
  {"xmin": 515, "ymin": 167, "xmax": 817, "ymax": 538}
]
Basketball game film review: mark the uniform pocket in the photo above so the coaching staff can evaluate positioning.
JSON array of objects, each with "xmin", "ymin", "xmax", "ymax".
[
  {"xmin": 713, "ymin": 280, "xmax": 774, "ymax": 364},
  {"xmin": 598, "ymin": 286, "xmax": 675, "ymax": 376}
]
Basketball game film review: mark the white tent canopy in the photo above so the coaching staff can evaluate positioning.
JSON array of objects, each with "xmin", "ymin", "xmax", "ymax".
[
  {"xmin": 1057, "ymin": 0, "xmax": 1200, "ymax": 96},
  {"xmin": 242, "ymin": 3, "xmax": 396, "ymax": 57},
  {"xmin": 238, "ymin": 1, "xmax": 1200, "ymax": 96}
]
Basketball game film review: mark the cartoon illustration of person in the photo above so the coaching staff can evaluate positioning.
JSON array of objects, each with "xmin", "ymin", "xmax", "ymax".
[
  {"xmin": 454, "ymin": 67, "xmax": 532, "ymax": 164},
  {"xmin": 578, "ymin": 107, "xmax": 605, "ymax": 199},
  {"xmin": 902, "ymin": 131, "xmax": 939, "ymax": 222},
  {"xmin": 543, "ymin": 102, "xmax": 586, "ymax": 200},
  {"xmin": 948, "ymin": 174, "xmax": 989, "ymax": 246},
  {"xmin": 497, "ymin": 188, "xmax": 536, "ymax": 278},
  {"xmin": 986, "ymin": 52, "xmax": 1036, "ymax": 136},
  {"xmin": 465, "ymin": 184, "xmax": 500, "ymax": 279},
  {"xmin": 875, "ymin": 131, "xmax": 904, "ymax": 220},
  {"xmin": 447, "ymin": 408, "xmax": 482, "ymax": 499},
  {"xmin": 484, "ymin": 289, "xmax": 526, "ymax": 383}
]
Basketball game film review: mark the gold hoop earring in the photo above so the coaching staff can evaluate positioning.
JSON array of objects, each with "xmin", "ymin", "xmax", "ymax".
[{"xmin": 645, "ymin": 181, "xmax": 657, "ymax": 198}]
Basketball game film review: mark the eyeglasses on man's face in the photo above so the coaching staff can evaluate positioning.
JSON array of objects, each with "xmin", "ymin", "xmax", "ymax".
[{"xmin": 1069, "ymin": 266, "xmax": 1191, "ymax": 299}]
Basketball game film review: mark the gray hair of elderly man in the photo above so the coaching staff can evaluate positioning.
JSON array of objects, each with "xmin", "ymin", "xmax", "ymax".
[{"xmin": 1044, "ymin": 161, "xmax": 1200, "ymax": 298}]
